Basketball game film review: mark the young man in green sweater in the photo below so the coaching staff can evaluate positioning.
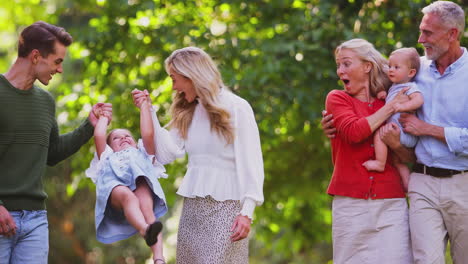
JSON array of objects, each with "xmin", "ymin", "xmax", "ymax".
[{"xmin": 0, "ymin": 21, "xmax": 112, "ymax": 263}]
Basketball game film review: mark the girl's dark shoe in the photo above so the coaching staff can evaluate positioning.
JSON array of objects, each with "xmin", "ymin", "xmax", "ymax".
[{"xmin": 144, "ymin": 221, "xmax": 163, "ymax": 246}]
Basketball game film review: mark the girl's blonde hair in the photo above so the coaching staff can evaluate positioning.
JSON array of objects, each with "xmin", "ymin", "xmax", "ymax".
[
  {"xmin": 335, "ymin": 38, "xmax": 391, "ymax": 96},
  {"xmin": 164, "ymin": 47, "xmax": 234, "ymax": 144}
]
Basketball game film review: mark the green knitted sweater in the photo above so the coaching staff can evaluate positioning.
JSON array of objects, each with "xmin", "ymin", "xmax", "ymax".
[{"xmin": 0, "ymin": 74, "xmax": 94, "ymax": 210}]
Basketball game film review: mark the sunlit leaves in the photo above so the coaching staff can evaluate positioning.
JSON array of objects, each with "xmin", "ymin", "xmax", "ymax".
[{"xmin": 1, "ymin": 0, "xmax": 467, "ymax": 263}]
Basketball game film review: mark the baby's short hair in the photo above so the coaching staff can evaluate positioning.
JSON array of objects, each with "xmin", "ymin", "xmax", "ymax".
[{"xmin": 390, "ymin": 47, "xmax": 421, "ymax": 73}]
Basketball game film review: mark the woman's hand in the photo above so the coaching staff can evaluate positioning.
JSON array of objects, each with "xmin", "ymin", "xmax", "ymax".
[
  {"xmin": 387, "ymin": 87, "xmax": 410, "ymax": 113},
  {"xmin": 132, "ymin": 89, "xmax": 151, "ymax": 109},
  {"xmin": 321, "ymin": 110, "xmax": 336, "ymax": 138},
  {"xmin": 230, "ymin": 215, "xmax": 251, "ymax": 242}
]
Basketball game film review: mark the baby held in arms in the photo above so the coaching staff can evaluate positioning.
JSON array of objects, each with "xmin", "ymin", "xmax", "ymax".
[{"xmin": 363, "ymin": 47, "xmax": 423, "ymax": 191}]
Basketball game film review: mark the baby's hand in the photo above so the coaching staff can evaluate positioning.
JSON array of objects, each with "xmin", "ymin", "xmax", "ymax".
[
  {"xmin": 93, "ymin": 107, "xmax": 103, "ymax": 118},
  {"xmin": 94, "ymin": 106, "xmax": 112, "ymax": 121},
  {"xmin": 377, "ymin": 90, "xmax": 387, "ymax": 100},
  {"xmin": 102, "ymin": 110, "xmax": 112, "ymax": 120},
  {"xmin": 132, "ymin": 89, "xmax": 149, "ymax": 108},
  {"xmin": 141, "ymin": 90, "xmax": 152, "ymax": 107},
  {"xmin": 89, "ymin": 103, "xmax": 112, "ymax": 127}
]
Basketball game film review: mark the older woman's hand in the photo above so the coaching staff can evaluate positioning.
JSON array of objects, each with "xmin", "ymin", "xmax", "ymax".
[
  {"xmin": 387, "ymin": 87, "xmax": 410, "ymax": 113},
  {"xmin": 230, "ymin": 215, "xmax": 251, "ymax": 242},
  {"xmin": 321, "ymin": 110, "xmax": 336, "ymax": 138}
]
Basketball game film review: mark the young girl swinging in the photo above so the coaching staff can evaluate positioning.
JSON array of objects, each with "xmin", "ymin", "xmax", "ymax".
[{"xmin": 86, "ymin": 92, "xmax": 168, "ymax": 264}]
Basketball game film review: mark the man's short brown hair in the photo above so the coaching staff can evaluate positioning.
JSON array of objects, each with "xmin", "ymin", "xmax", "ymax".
[{"xmin": 18, "ymin": 21, "xmax": 72, "ymax": 58}]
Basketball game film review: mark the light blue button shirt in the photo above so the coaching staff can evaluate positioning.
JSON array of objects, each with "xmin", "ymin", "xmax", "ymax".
[{"xmin": 414, "ymin": 47, "xmax": 468, "ymax": 170}]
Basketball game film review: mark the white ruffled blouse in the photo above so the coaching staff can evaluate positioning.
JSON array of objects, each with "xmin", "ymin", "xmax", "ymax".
[{"xmin": 152, "ymin": 89, "xmax": 264, "ymax": 219}]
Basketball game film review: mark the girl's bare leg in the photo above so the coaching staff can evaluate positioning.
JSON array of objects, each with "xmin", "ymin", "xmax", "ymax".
[
  {"xmin": 134, "ymin": 178, "xmax": 164, "ymax": 261},
  {"xmin": 110, "ymin": 185, "xmax": 148, "ymax": 236}
]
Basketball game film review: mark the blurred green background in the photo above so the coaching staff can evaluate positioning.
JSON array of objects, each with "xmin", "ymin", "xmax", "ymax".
[{"xmin": 1, "ymin": 0, "xmax": 466, "ymax": 263}]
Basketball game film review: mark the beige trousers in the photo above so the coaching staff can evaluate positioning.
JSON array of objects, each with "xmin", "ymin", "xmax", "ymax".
[
  {"xmin": 332, "ymin": 196, "xmax": 413, "ymax": 264},
  {"xmin": 408, "ymin": 172, "xmax": 468, "ymax": 264}
]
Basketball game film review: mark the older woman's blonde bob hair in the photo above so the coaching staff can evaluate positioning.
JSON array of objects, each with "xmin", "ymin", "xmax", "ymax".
[
  {"xmin": 335, "ymin": 38, "xmax": 391, "ymax": 97},
  {"xmin": 164, "ymin": 47, "xmax": 234, "ymax": 144}
]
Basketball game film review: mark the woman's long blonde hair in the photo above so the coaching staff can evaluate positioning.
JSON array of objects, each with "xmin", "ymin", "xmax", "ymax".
[
  {"xmin": 335, "ymin": 38, "xmax": 391, "ymax": 97},
  {"xmin": 165, "ymin": 47, "xmax": 234, "ymax": 144}
]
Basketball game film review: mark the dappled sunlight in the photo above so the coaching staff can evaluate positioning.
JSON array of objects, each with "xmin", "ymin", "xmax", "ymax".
[{"xmin": 1, "ymin": 0, "xmax": 466, "ymax": 263}]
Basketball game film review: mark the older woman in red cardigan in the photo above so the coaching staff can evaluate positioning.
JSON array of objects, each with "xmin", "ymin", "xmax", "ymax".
[{"xmin": 325, "ymin": 38, "xmax": 413, "ymax": 264}]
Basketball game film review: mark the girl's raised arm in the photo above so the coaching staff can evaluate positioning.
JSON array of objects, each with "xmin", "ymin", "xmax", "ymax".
[
  {"xmin": 94, "ymin": 115, "xmax": 109, "ymax": 159},
  {"xmin": 140, "ymin": 99, "xmax": 155, "ymax": 155}
]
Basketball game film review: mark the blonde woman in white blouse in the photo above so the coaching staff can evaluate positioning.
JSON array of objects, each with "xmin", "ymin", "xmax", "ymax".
[{"xmin": 132, "ymin": 47, "xmax": 264, "ymax": 264}]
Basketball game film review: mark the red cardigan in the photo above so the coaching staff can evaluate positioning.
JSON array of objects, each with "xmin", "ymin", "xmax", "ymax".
[{"xmin": 325, "ymin": 90, "xmax": 405, "ymax": 199}]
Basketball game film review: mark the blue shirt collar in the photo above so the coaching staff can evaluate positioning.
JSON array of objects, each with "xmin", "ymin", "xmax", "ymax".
[{"xmin": 429, "ymin": 47, "xmax": 467, "ymax": 76}]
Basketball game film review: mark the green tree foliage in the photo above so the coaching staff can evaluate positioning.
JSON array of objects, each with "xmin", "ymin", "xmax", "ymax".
[{"xmin": 1, "ymin": 0, "xmax": 467, "ymax": 263}]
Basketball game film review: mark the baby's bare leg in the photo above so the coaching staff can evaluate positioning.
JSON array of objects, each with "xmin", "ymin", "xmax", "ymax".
[
  {"xmin": 393, "ymin": 156, "xmax": 410, "ymax": 192},
  {"xmin": 363, "ymin": 131, "xmax": 387, "ymax": 172}
]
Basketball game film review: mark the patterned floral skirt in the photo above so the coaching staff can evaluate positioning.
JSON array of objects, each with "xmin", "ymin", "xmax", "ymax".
[{"xmin": 176, "ymin": 196, "xmax": 249, "ymax": 264}]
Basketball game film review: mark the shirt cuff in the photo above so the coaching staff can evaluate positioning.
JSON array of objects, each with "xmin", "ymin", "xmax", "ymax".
[
  {"xmin": 151, "ymin": 105, "xmax": 162, "ymax": 128},
  {"xmin": 445, "ymin": 127, "xmax": 463, "ymax": 155},
  {"xmin": 240, "ymin": 198, "xmax": 257, "ymax": 220}
]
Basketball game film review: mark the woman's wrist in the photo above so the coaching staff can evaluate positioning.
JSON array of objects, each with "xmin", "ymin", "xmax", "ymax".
[
  {"xmin": 385, "ymin": 100, "xmax": 397, "ymax": 115},
  {"xmin": 240, "ymin": 198, "xmax": 256, "ymax": 220}
]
